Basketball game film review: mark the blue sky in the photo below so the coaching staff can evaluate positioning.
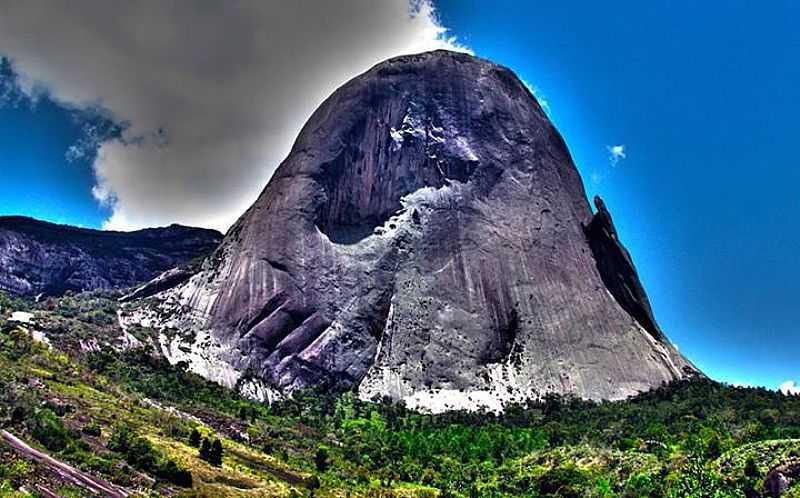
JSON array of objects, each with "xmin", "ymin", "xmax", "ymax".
[
  {"xmin": 0, "ymin": 60, "xmax": 114, "ymax": 228},
  {"xmin": 0, "ymin": 1, "xmax": 798, "ymax": 390}
]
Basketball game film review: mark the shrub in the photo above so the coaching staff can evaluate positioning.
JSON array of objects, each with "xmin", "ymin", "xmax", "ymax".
[
  {"xmin": 538, "ymin": 465, "xmax": 589, "ymax": 498},
  {"xmin": 107, "ymin": 424, "xmax": 133, "ymax": 453},
  {"xmin": 81, "ymin": 422, "xmax": 101, "ymax": 437},
  {"xmin": 157, "ymin": 459, "xmax": 193, "ymax": 487},
  {"xmin": 10, "ymin": 405, "xmax": 26, "ymax": 425},
  {"xmin": 28, "ymin": 408, "xmax": 73, "ymax": 452}
]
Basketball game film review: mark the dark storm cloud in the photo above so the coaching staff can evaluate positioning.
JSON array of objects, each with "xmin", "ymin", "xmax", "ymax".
[{"xmin": 0, "ymin": 1, "xmax": 468, "ymax": 230}]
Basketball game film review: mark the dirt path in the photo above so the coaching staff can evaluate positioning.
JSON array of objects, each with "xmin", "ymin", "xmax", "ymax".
[{"xmin": 1, "ymin": 429, "xmax": 129, "ymax": 498}]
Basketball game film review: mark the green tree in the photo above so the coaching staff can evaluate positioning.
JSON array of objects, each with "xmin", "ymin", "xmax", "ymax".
[
  {"xmin": 199, "ymin": 438, "xmax": 212, "ymax": 462},
  {"xmin": 315, "ymin": 446, "xmax": 329, "ymax": 472},
  {"xmin": 189, "ymin": 429, "xmax": 202, "ymax": 448},
  {"xmin": 209, "ymin": 439, "xmax": 223, "ymax": 466}
]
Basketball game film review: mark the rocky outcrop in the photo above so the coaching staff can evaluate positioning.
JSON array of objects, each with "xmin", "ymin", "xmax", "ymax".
[
  {"xmin": 122, "ymin": 50, "xmax": 697, "ymax": 412},
  {"xmin": 0, "ymin": 216, "xmax": 222, "ymax": 296},
  {"xmin": 765, "ymin": 460, "xmax": 800, "ymax": 498},
  {"xmin": 120, "ymin": 263, "xmax": 203, "ymax": 303},
  {"xmin": 584, "ymin": 196, "xmax": 664, "ymax": 341}
]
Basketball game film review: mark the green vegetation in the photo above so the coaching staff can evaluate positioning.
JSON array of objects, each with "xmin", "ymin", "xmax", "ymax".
[
  {"xmin": 198, "ymin": 437, "xmax": 223, "ymax": 467},
  {"xmin": 108, "ymin": 423, "xmax": 193, "ymax": 487},
  {"xmin": 0, "ymin": 290, "xmax": 799, "ymax": 497}
]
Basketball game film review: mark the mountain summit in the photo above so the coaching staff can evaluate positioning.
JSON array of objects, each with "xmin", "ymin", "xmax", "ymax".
[{"xmin": 123, "ymin": 50, "xmax": 697, "ymax": 412}]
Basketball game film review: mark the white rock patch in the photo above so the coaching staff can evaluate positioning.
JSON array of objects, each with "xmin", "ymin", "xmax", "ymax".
[
  {"xmin": 238, "ymin": 378, "xmax": 283, "ymax": 404},
  {"xmin": 10, "ymin": 311, "xmax": 34, "ymax": 324},
  {"xmin": 159, "ymin": 328, "xmax": 241, "ymax": 390},
  {"xmin": 30, "ymin": 330, "xmax": 52, "ymax": 349}
]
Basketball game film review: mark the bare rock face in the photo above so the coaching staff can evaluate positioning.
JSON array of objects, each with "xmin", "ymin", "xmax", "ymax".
[
  {"xmin": 0, "ymin": 216, "xmax": 222, "ymax": 297},
  {"xmin": 123, "ymin": 50, "xmax": 697, "ymax": 412}
]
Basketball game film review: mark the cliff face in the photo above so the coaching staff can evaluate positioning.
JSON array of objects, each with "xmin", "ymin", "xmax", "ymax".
[
  {"xmin": 0, "ymin": 216, "xmax": 222, "ymax": 297},
  {"xmin": 122, "ymin": 50, "xmax": 697, "ymax": 412}
]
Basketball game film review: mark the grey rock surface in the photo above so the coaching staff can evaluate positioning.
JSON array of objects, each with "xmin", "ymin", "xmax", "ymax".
[
  {"xmin": 123, "ymin": 50, "xmax": 698, "ymax": 412},
  {"xmin": 0, "ymin": 216, "xmax": 222, "ymax": 297}
]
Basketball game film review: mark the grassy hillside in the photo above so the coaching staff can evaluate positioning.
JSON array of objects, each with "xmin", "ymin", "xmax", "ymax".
[{"xmin": 0, "ymin": 290, "xmax": 799, "ymax": 497}]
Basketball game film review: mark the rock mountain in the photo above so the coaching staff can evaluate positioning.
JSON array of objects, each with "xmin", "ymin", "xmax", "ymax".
[
  {"xmin": 122, "ymin": 50, "xmax": 697, "ymax": 412},
  {"xmin": 0, "ymin": 216, "xmax": 221, "ymax": 297}
]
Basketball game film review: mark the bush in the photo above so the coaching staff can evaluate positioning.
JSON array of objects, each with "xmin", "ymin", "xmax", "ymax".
[
  {"xmin": 2, "ymin": 328, "xmax": 33, "ymax": 360},
  {"xmin": 157, "ymin": 459, "xmax": 193, "ymax": 487},
  {"xmin": 28, "ymin": 409, "xmax": 73, "ymax": 452},
  {"xmin": 10, "ymin": 405, "xmax": 26, "ymax": 425},
  {"xmin": 537, "ymin": 465, "xmax": 589, "ymax": 498},
  {"xmin": 108, "ymin": 424, "xmax": 133, "ymax": 454},
  {"xmin": 81, "ymin": 422, "xmax": 101, "ymax": 437}
]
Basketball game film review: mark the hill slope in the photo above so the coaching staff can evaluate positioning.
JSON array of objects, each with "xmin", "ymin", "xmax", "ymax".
[{"xmin": 0, "ymin": 291, "xmax": 798, "ymax": 497}]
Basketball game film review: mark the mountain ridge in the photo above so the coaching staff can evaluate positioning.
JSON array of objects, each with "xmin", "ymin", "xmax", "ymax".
[{"xmin": 0, "ymin": 215, "xmax": 222, "ymax": 297}]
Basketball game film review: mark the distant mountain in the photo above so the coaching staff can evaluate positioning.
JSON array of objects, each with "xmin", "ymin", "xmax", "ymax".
[
  {"xmin": 122, "ymin": 50, "xmax": 697, "ymax": 412},
  {"xmin": 0, "ymin": 216, "xmax": 222, "ymax": 297}
]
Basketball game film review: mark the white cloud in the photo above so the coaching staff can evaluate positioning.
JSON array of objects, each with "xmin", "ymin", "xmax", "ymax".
[
  {"xmin": 779, "ymin": 380, "xmax": 800, "ymax": 395},
  {"xmin": 607, "ymin": 144, "xmax": 626, "ymax": 167},
  {"xmin": 0, "ymin": 1, "xmax": 470, "ymax": 231}
]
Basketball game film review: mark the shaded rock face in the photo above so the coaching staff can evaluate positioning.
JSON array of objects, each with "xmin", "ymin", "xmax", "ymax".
[
  {"xmin": 584, "ymin": 196, "xmax": 664, "ymax": 342},
  {"xmin": 124, "ymin": 50, "xmax": 697, "ymax": 412},
  {"xmin": 0, "ymin": 216, "xmax": 222, "ymax": 297}
]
